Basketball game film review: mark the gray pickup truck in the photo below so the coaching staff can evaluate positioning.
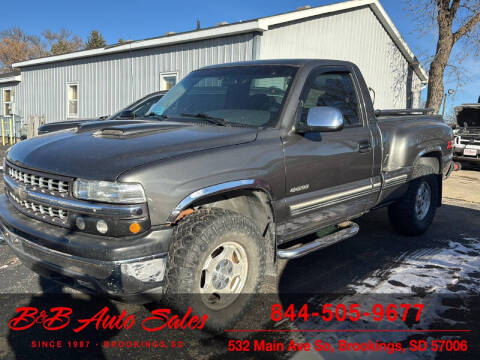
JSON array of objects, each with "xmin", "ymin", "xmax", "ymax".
[{"xmin": 0, "ymin": 59, "xmax": 453, "ymax": 330}]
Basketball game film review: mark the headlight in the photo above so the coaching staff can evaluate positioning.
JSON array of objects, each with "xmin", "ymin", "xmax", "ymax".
[{"xmin": 73, "ymin": 179, "xmax": 146, "ymax": 204}]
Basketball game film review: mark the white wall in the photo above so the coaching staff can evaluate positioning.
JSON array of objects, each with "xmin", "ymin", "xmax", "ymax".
[{"xmin": 259, "ymin": 6, "xmax": 420, "ymax": 109}]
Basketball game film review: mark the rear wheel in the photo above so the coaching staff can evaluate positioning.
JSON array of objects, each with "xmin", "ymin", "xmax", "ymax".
[{"xmin": 388, "ymin": 176, "xmax": 439, "ymax": 236}]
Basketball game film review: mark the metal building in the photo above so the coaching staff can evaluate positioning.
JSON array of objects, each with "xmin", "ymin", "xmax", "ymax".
[{"xmin": 6, "ymin": 0, "xmax": 427, "ymax": 126}]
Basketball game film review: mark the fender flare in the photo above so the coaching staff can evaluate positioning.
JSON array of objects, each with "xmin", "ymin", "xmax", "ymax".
[
  {"xmin": 167, "ymin": 179, "xmax": 273, "ymax": 223},
  {"xmin": 412, "ymin": 145, "xmax": 442, "ymax": 179}
]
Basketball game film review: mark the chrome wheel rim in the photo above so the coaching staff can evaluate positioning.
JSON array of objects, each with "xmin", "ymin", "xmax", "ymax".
[
  {"xmin": 415, "ymin": 181, "xmax": 431, "ymax": 221},
  {"xmin": 199, "ymin": 241, "xmax": 248, "ymax": 310}
]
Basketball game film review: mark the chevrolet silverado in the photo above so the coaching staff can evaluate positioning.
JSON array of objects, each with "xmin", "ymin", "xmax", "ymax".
[{"xmin": 0, "ymin": 60, "xmax": 454, "ymax": 330}]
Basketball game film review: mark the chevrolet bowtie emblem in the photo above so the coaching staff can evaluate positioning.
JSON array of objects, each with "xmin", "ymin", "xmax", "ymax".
[{"xmin": 17, "ymin": 185, "xmax": 28, "ymax": 201}]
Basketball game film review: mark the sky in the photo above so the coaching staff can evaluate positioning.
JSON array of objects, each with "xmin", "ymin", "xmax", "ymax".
[{"xmin": 2, "ymin": 0, "xmax": 479, "ymax": 117}]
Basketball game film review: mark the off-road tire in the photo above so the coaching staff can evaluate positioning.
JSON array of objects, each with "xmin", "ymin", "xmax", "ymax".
[
  {"xmin": 388, "ymin": 175, "xmax": 439, "ymax": 236},
  {"xmin": 164, "ymin": 208, "xmax": 266, "ymax": 332}
]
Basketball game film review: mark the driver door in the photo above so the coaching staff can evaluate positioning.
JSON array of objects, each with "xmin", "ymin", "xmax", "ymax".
[{"xmin": 279, "ymin": 66, "xmax": 375, "ymax": 241}]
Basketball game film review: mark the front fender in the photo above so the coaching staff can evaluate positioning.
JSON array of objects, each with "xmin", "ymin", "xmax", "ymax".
[
  {"xmin": 117, "ymin": 132, "xmax": 284, "ymax": 225},
  {"xmin": 167, "ymin": 179, "xmax": 273, "ymax": 223}
]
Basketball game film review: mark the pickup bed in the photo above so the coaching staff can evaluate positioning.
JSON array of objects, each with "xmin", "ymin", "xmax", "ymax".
[{"xmin": 0, "ymin": 59, "xmax": 453, "ymax": 330}]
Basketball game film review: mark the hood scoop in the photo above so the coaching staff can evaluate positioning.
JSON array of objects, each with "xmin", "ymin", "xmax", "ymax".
[
  {"xmin": 95, "ymin": 122, "xmax": 185, "ymax": 138},
  {"xmin": 76, "ymin": 119, "xmax": 155, "ymax": 133}
]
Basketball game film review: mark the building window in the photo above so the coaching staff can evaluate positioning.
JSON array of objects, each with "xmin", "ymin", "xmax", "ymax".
[
  {"xmin": 67, "ymin": 82, "xmax": 79, "ymax": 117},
  {"xmin": 3, "ymin": 89, "xmax": 12, "ymax": 116},
  {"xmin": 160, "ymin": 72, "xmax": 178, "ymax": 91}
]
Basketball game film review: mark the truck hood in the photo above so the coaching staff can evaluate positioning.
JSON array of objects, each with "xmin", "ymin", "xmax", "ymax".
[
  {"xmin": 37, "ymin": 119, "xmax": 98, "ymax": 134},
  {"xmin": 7, "ymin": 121, "xmax": 258, "ymax": 180},
  {"xmin": 455, "ymin": 104, "xmax": 480, "ymax": 128}
]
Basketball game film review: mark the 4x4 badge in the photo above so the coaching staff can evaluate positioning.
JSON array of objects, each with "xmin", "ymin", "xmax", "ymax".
[{"xmin": 290, "ymin": 184, "xmax": 310, "ymax": 193}]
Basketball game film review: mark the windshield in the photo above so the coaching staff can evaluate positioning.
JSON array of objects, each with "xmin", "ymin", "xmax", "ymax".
[{"xmin": 147, "ymin": 65, "xmax": 297, "ymax": 127}]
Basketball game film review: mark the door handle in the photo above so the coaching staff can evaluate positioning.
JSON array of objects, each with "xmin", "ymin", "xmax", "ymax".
[{"xmin": 358, "ymin": 141, "xmax": 372, "ymax": 153}]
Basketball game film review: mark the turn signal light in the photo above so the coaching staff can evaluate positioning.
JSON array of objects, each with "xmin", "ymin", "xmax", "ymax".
[{"xmin": 129, "ymin": 223, "xmax": 141, "ymax": 234}]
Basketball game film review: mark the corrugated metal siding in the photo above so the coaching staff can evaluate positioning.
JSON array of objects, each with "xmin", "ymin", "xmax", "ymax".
[
  {"xmin": 19, "ymin": 34, "xmax": 254, "ymax": 123},
  {"xmin": 259, "ymin": 6, "xmax": 415, "ymax": 109}
]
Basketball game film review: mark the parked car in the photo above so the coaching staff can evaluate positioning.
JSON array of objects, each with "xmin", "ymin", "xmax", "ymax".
[
  {"xmin": 0, "ymin": 59, "xmax": 453, "ymax": 331},
  {"xmin": 37, "ymin": 90, "xmax": 167, "ymax": 135},
  {"xmin": 453, "ymin": 102, "xmax": 480, "ymax": 166}
]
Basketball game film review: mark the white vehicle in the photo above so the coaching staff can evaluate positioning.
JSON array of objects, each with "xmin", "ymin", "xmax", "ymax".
[{"xmin": 453, "ymin": 102, "xmax": 480, "ymax": 166}]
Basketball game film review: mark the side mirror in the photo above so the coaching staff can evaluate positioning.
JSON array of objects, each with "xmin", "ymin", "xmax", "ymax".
[
  {"xmin": 117, "ymin": 110, "xmax": 135, "ymax": 119},
  {"xmin": 299, "ymin": 106, "xmax": 344, "ymax": 133}
]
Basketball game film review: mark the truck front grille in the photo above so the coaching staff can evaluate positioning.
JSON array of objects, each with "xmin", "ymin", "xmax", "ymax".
[
  {"xmin": 3, "ymin": 161, "xmax": 145, "ymax": 231},
  {"xmin": 6, "ymin": 187, "xmax": 70, "ymax": 226},
  {"xmin": 6, "ymin": 165, "xmax": 69, "ymax": 194},
  {"xmin": 460, "ymin": 138, "xmax": 480, "ymax": 145},
  {"xmin": 4, "ymin": 161, "xmax": 73, "ymax": 227}
]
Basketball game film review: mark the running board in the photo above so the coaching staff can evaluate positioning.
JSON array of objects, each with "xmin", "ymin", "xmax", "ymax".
[{"xmin": 276, "ymin": 221, "xmax": 360, "ymax": 259}]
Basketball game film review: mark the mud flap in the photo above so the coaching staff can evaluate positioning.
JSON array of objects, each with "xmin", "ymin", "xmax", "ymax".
[{"xmin": 437, "ymin": 174, "xmax": 443, "ymax": 207}]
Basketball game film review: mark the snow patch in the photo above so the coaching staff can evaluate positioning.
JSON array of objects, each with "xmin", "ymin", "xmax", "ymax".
[{"xmin": 295, "ymin": 239, "xmax": 480, "ymax": 359}]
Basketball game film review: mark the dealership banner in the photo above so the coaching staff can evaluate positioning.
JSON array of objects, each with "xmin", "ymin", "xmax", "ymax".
[{"xmin": 1, "ymin": 292, "xmax": 478, "ymax": 359}]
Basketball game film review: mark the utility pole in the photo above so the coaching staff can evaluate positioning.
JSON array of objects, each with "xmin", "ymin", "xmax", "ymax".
[{"xmin": 442, "ymin": 89, "xmax": 454, "ymax": 117}]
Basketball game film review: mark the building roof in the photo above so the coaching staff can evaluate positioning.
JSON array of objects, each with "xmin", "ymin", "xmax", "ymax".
[
  {"xmin": 0, "ymin": 70, "xmax": 21, "ymax": 84},
  {"xmin": 12, "ymin": 0, "xmax": 427, "ymax": 82}
]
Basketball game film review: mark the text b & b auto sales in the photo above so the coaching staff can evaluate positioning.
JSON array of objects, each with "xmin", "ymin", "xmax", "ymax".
[{"xmin": 8, "ymin": 306, "xmax": 207, "ymax": 332}]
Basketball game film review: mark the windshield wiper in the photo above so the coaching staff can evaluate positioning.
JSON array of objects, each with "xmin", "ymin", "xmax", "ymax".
[
  {"xmin": 144, "ymin": 113, "xmax": 169, "ymax": 119},
  {"xmin": 180, "ymin": 113, "xmax": 229, "ymax": 127}
]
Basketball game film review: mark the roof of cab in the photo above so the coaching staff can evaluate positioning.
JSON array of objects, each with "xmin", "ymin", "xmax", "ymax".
[{"xmin": 201, "ymin": 59, "xmax": 354, "ymax": 69}]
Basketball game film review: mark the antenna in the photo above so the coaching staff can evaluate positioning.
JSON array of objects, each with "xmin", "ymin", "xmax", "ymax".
[{"xmin": 368, "ymin": 87, "xmax": 376, "ymax": 106}]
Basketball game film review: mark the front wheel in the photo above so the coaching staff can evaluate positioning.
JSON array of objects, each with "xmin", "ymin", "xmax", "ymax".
[
  {"xmin": 388, "ymin": 175, "xmax": 439, "ymax": 236},
  {"xmin": 164, "ymin": 208, "xmax": 266, "ymax": 332}
]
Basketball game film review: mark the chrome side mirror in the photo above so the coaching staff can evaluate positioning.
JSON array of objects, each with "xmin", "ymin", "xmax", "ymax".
[{"xmin": 304, "ymin": 106, "xmax": 344, "ymax": 132}]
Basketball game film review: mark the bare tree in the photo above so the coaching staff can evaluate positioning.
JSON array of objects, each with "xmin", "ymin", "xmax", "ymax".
[
  {"xmin": 43, "ymin": 29, "xmax": 83, "ymax": 55},
  {"xmin": 407, "ymin": 0, "xmax": 480, "ymax": 113},
  {"xmin": 0, "ymin": 27, "xmax": 47, "ymax": 73}
]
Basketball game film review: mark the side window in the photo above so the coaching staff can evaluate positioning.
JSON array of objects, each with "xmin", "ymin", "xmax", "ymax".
[
  {"xmin": 67, "ymin": 82, "xmax": 79, "ymax": 118},
  {"xmin": 132, "ymin": 96, "xmax": 162, "ymax": 117},
  {"xmin": 4, "ymin": 89, "xmax": 12, "ymax": 116},
  {"xmin": 302, "ymin": 72, "xmax": 361, "ymax": 126}
]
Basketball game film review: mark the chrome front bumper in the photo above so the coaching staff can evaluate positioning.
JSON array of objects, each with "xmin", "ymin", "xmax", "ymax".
[
  {"xmin": 1, "ymin": 224, "xmax": 166, "ymax": 300},
  {"xmin": 0, "ymin": 195, "xmax": 171, "ymax": 302}
]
